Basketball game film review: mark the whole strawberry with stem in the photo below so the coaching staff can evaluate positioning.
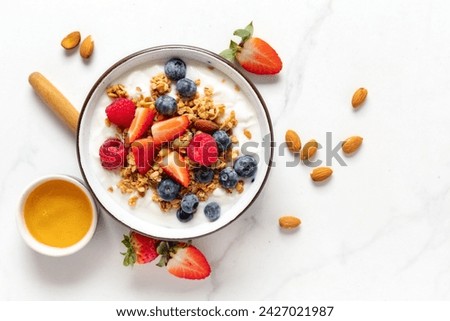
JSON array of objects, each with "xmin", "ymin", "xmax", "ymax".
[
  {"xmin": 220, "ymin": 22, "xmax": 282, "ymax": 75},
  {"xmin": 121, "ymin": 231, "xmax": 160, "ymax": 266}
]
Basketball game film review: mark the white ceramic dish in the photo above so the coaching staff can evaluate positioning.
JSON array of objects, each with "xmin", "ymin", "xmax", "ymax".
[
  {"xmin": 17, "ymin": 175, "xmax": 98, "ymax": 257},
  {"xmin": 77, "ymin": 45, "xmax": 273, "ymax": 240}
]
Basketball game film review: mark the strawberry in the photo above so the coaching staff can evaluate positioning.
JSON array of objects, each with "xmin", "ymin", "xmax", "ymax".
[
  {"xmin": 160, "ymin": 151, "xmax": 190, "ymax": 187},
  {"xmin": 127, "ymin": 107, "xmax": 156, "ymax": 143},
  {"xmin": 131, "ymin": 136, "xmax": 156, "ymax": 175},
  {"xmin": 156, "ymin": 242, "xmax": 211, "ymax": 280},
  {"xmin": 220, "ymin": 22, "xmax": 282, "ymax": 75},
  {"xmin": 121, "ymin": 231, "xmax": 159, "ymax": 266},
  {"xmin": 187, "ymin": 133, "xmax": 218, "ymax": 166},
  {"xmin": 151, "ymin": 115, "xmax": 189, "ymax": 146},
  {"xmin": 166, "ymin": 244, "xmax": 211, "ymax": 280},
  {"xmin": 105, "ymin": 98, "xmax": 136, "ymax": 129}
]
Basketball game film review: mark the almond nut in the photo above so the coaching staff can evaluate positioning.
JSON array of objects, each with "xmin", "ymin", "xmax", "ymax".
[
  {"xmin": 279, "ymin": 216, "xmax": 301, "ymax": 229},
  {"xmin": 80, "ymin": 35, "xmax": 94, "ymax": 59},
  {"xmin": 311, "ymin": 167, "xmax": 333, "ymax": 182},
  {"xmin": 61, "ymin": 31, "xmax": 81, "ymax": 50},
  {"xmin": 194, "ymin": 119, "xmax": 219, "ymax": 133},
  {"xmin": 352, "ymin": 87, "xmax": 368, "ymax": 108},
  {"xmin": 342, "ymin": 136, "xmax": 363, "ymax": 154},
  {"xmin": 285, "ymin": 129, "xmax": 301, "ymax": 153},
  {"xmin": 301, "ymin": 139, "xmax": 318, "ymax": 161}
]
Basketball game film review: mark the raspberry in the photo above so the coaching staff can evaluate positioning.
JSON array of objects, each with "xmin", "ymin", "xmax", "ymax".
[
  {"xmin": 187, "ymin": 133, "xmax": 218, "ymax": 166},
  {"xmin": 99, "ymin": 138, "xmax": 125, "ymax": 170},
  {"xmin": 105, "ymin": 98, "xmax": 136, "ymax": 129}
]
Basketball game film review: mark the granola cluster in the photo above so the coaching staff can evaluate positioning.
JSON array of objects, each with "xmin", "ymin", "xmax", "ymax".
[{"xmin": 105, "ymin": 71, "xmax": 242, "ymax": 212}]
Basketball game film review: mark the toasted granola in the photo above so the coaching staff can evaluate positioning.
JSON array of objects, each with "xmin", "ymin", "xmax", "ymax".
[{"xmin": 106, "ymin": 69, "xmax": 242, "ymax": 211}]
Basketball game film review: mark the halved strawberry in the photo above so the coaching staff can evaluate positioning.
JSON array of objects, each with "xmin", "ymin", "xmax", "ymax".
[
  {"xmin": 131, "ymin": 136, "xmax": 156, "ymax": 175},
  {"xmin": 220, "ymin": 22, "xmax": 282, "ymax": 75},
  {"xmin": 160, "ymin": 151, "xmax": 190, "ymax": 187},
  {"xmin": 151, "ymin": 115, "xmax": 189, "ymax": 145},
  {"xmin": 121, "ymin": 231, "xmax": 160, "ymax": 266},
  {"xmin": 166, "ymin": 244, "xmax": 211, "ymax": 280},
  {"xmin": 127, "ymin": 107, "xmax": 156, "ymax": 143}
]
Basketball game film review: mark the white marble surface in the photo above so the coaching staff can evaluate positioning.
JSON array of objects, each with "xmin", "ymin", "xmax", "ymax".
[{"xmin": 2, "ymin": 0, "xmax": 450, "ymax": 300}]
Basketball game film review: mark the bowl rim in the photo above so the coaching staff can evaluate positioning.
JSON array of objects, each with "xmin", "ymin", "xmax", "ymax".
[
  {"xmin": 17, "ymin": 174, "xmax": 98, "ymax": 257},
  {"xmin": 77, "ymin": 44, "xmax": 274, "ymax": 240}
]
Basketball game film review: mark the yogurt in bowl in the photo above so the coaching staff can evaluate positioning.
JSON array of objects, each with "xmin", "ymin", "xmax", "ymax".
[{"xmin": 78, "ymin": 45, "xmax": 273, "ymax": 240}]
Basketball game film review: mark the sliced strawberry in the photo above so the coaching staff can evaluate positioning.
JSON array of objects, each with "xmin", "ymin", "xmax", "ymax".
[
  {"xmin": 236, "ymin": 37, "xmax": 282, "ymax": 75},
  {"xmin": 105, "ymin": 98, "xmax": 136, "ymax": 129},
  {"xmin": 160, "ymin": 151, "xmax": 190, "ymax": 187},
  {"xmin": 166, "ymin": 245, "xmax": 211, "ymax": 280},
  {"xmin": 220, "ymin": 22, "xmax": 282, "ymax": 75},
  {"xmin": 131, "ymin": 136, "xmax": 156, "ymax": 175},
  {"xmin": 187, "ymin": 133, "xmax": 218, "ymax": 166},
  {"xmin": 151, "ymin": 115, "xmax": 189, "ymax": 145},
  {"xmin": 121, "ymin": 231, "xmax": 160, "ymax": 266},
  {"xmin": 127, "ymin": 107, "xmax": 156, "ymax": 143}
]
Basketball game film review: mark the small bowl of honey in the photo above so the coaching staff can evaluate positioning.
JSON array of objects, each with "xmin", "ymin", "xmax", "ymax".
[{"xmin": 17, "ymin": 175, "xmax": 98, "ymax": 256}]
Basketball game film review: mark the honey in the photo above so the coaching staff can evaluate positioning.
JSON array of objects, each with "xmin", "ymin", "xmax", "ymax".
[{"xmin": 23, "ymin": 179, "xmax": 93, "ymax": 248}]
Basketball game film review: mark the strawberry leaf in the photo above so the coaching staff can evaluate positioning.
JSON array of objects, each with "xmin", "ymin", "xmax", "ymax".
[
  {"xmin": 156, "ymin": 241, "xmax": 170, "ymax": 256},
  {"xmin": 156, "ymin": 255, "xmax": 168, "ymax": 267},
  {"xmin": 244, "ymin": 21, "xmax": 254, "ymax": 37},
  {"xmin": 220, "ymin": 48, "xmax": 236, "ymax": 61},
  {"xmin": 233, "ymin": 28, "xmax": 251, "ymax": 40}
]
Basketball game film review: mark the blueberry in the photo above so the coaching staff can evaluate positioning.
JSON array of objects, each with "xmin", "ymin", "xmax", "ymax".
[
  {"xmin": 155, "ymin": 95, "xmax": 177, "ymax": 116},
  {"xmin": 212, "ymin": 130, "xmax": 231, "ymax": 152},
  {"xmin": 234, "ymin": 155, "xmax": 258, "ymax": 178},
  {"xmin": 194, "ymin": 167, "xmax": 214, "ymax": 184},
  {"xmin": 176, "ymin": 78, "xmax": 197, "ymax": 99},
  {"xmin": 176, "ymin": 208, "xmax": 193, "ymax": 222},
  {"xmin": 164, "ymin": 58, "xmax": 186, "ymax": 81},
  {"xmin": 157, "ymin": 178, "xmax": 180, "ymax": 201},
  {"xmin": 204, "ymin": 202, "xmax": 221, "ymax": 222},
  {"xmin": 181, "ymin": 193, "xmax": 199, "ymax": 214},
  {"xmin": 219, "ymin": 167, "xmax": 238, "ymax": 189}
]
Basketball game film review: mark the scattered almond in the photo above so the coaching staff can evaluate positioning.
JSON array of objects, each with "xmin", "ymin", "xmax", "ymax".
[
  {"xmin": 194, "ymin": 119, "xmax": 219, "ymax": 133},
  {"xmin": 80, "ymin": 35, "xmax": 94, "ymax": 59},
  {"xmin": 285, "ymin": 129, "xmax": 301, "ymax": 153},
  {"xmin": 351, "ymin": 87, "xmax": 368, "ymax": 108},
  {"xmin": 61, "ymin": 31, "xmax": 81, "ymax": 50},
  {"xmin": 310, "ymin": 167, "xmax": 333, "ymax": 182},
  {"xmin": 301, "ymin": 139, "xmax": 318, "ymax": 161},
  {"xmin": 342, "ymin": 136, "xmax": 363, "ymax": 154},
  {"xmin": 243, "ymin": 128, "xmax": 252, "ymax": 139},
  {"xmin": 279, "ymin": 216, "xmax": 301, "ymax": 229}
]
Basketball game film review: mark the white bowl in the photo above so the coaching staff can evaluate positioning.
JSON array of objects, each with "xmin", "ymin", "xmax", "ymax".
[
  {"xmin": 17, "ymin": 175, "xmax": 98, "ymax": 256},
  {"xmin": 77, "ymin": 45, "xmax": 273, "ymax": 240}
]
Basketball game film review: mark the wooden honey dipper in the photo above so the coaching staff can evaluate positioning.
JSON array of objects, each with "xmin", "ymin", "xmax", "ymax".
[{"xmin": 28, "ymin": 72, "xmax": 79, "ymax": 133}]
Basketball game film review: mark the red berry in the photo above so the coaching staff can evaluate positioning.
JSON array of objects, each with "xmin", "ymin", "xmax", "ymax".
[
  {"xmin": 187, "ymin": 133, "xmax": 218, "ymax": 166},
  {"xmin": 105, "ymin": 98, "xmax": 136, "ymax": 129},
  {"xmin": 122, "ymin": 232, "xmax": 159, "ymax": 266},
  {"xmin": 236, "ymin": 37, "xmax": 282, "ymax": 75},
  {"xmin": 151, "ymin": 115, "xmax": 190, "ymax": 146},
  {"xmin": 99, "ymin": 138, "xmax": 125, "ymax": 170},
  {"xmin": 166, "ymin": 245, "xmax": 211, "ymax": 280}
]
